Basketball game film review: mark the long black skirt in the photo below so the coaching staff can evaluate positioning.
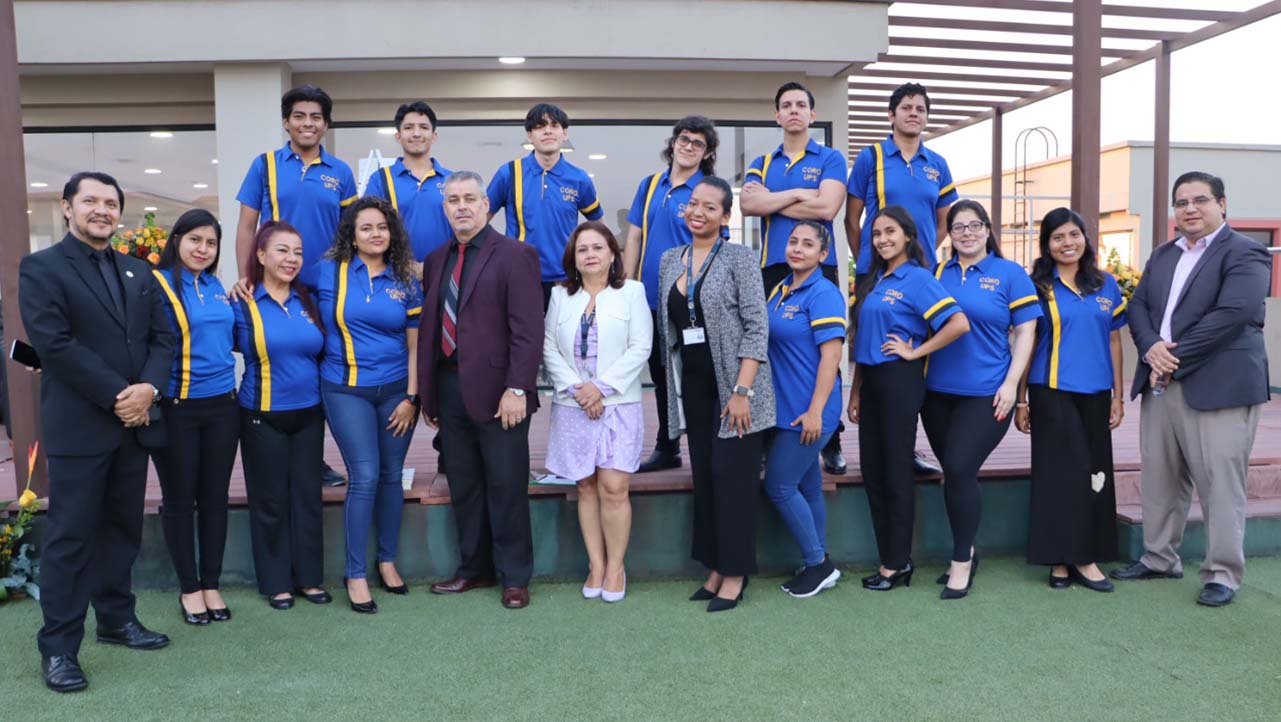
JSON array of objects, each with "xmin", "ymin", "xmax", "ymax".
[{"xmin": 1026, "ymin": 385, "xmax": 1118, "ymax": 565}]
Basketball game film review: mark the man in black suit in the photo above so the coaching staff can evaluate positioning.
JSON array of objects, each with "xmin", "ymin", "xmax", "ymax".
[
  {"xmin": 1111, "ymin": 171, "xmax": 1271, "ymax": 607},
  {"xmin": 19, "ymin": 172, "xmax": 176, "ymax": 692}
]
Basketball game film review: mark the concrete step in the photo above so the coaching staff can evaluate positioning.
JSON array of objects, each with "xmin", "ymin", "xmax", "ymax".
[
  {"xmin": 1114, "ymin": 463, "xmax": 1281, "ymax": 507},
  {"xmin": 1116, "ymin": 496, "xmax": 1281, "ymax": 524}
]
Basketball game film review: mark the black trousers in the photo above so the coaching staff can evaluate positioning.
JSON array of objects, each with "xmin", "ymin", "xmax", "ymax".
[
  {"xmin": 681, "ymin": 358, "xmax": 763, "ymax": 577},
  {"xmin": 763, "ymin": 262, "xmax": 845, "ymax": 455},
  {"xmin": 647, "ymin": 310, "xmax": 677, "ymax": 454},
  {"xmin": 920, "ymin": 390, "xmax": 1011, "ymax": 562},
  {"xmin": 1026, "ymin": 386, "xmax": 1118, "ymax": 565},
  {"xmin": 858, "ymin": 359, "xmax": 926, "ymax": 570},
  {"xmin": 240, "ymin": 405, "xmax": 325, "ymax": 595},
  {"xmin": 152, "ymin": 392, "xmax": 239, "ymax": 593},
  {"xmin": 37, "ymin": 435, "xmax": 149, "ymax": 656},
  {"xmin": 437, "ymin": 367, "xmax": 534, "ymax": 587}
]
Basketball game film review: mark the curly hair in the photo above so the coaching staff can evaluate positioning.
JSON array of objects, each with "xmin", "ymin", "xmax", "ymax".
[{"xmin": 326, "ymin": 195, "xmax": 417, "ymax": 289}]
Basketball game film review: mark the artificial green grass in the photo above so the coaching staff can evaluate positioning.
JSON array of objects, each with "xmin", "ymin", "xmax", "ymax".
[{"xmin": 2, "ymin": 556, "xmax": 1280, "ymax": 722}]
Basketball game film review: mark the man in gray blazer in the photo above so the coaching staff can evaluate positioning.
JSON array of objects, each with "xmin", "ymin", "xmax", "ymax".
[{"xmin": 1111, "ymin": 171, "xmax": 1271, "ymax": 607}]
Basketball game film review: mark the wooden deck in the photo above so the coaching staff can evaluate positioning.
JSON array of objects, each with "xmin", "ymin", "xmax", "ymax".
[{"xmin": 3, "ymin": 392, "xmax": 1279, "ymax": 514}]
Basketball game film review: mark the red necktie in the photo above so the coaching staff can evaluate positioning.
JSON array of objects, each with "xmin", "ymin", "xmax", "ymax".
[{"xmin": 441, "ymin": 243, "xmax": 465, "ymax": 356}]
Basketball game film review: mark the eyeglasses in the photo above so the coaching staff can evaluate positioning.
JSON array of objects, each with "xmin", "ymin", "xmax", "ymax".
[
  {"xmin": 675, "ymin": 135, "xmax": 708, "ymax": 152},
  {"xmin": 949, "ymin": 221, "xmax": 986, "ymax": 235},
  {"xmin": 1173, "ymin": 196, "xmax": 1217, "ymax": 210}
]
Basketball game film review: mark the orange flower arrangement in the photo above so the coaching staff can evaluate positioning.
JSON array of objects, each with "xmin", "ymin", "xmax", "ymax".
[{"xmin": 112, "ymin": 211, "xmax": 168, "ymax": 265}]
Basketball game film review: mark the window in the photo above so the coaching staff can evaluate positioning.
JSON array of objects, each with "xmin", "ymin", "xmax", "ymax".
[{"xmin": 23, "ymin": 129, "xmax": 219, "ymax": 251}]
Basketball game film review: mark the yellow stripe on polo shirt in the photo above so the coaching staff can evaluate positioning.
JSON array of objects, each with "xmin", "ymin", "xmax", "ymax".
[
  {"xmin": 1047, "ymin": 288, "xmax": 1063, "ymax": 389},
  {"xmin": 513, "ymin": 158, "xmax": 527, "ymax": 242},
  {"xmin": 335, "ymin": 260, "xmax": 358, "ymax": 386},
  {"xmin": 265, "ymin": 152, "xmax": 281, "ymax": 221},
  {"xmin": 152, "ymin": 270, "xmax": 191, "ymax": 399},
  {"xmin": 923, "ymin": 296, "xmax": 956, "ymax": 321},
  {"xmin": 759, "ymin": 153, "xmax": 775, "ymax": 268},
  {"xmin": 873, "ymin": 143, "xmax": 887, "ymax": 210},
  {"xmin": 810, "ymin": 316, "xmax": 847, "ymax": 328},
  {"xmin": 246, "ymin": 298, "xmax": 272, "ymax": 411},
  {"xmin": 1009, "ymin": 294, "xmax": 1038, "ymax": 310},
  {"xmin": 938, "ymin": 183, "xmax": 956, "ymax": 197},
  {"xmin": 1112, "ymin": 296, "xmax": 1128, "ymax": 317},
  {"xmin": 636, "ymin": 172, "xmax": 663, "ymax": 282},
  {"xmin": 581, "ymin": 199, "xmax": 601, "ymax": 215},
  {"xmin": 383, "ymin": 166, "xmax": 399, "ymax": 210}
]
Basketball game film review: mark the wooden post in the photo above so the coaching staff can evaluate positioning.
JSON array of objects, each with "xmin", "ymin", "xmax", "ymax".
[
  {"xmin": 1152, "ymin": 41, "xmax": 1172, "ymax": 255},
  {"xmin": 1071, "ymin": 0, "xmax": 1103, "ymax": 242}
]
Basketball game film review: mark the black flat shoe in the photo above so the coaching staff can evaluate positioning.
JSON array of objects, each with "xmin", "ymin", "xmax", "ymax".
[
  {"xmin": 863, "ymin": 563, "xmax": 914, "ymax": 591},
  {"xmin": 637, "ymin": 448, "xmax": 682, "ymax": 474},
  {"xmin": 1048, "ymin": 572, "xmax": 1071, "ymax": 589},
  {"xmin": 41, "ymin": 654, "xmax": 88, "ymax": 693},
  {"xmin": 940, "ymin": 554, "xmax": 979, "ymax": 600},
  {"xmin": 1110, "ymin": 561, "xmax": 1183, "ymax": 581},
  {"xmin": 208, "ymin": 607, "xmax": 232, "ymax": 622},
  {"xmin": 268, "ymin": 595, "xmax": 295, "ymax": 610},
  {"xmin": 821, "ymin": 449, "xmax": 847, "ymax": 475},
  {"xmin": 297, "ymin": 588, "xmax": 332, "ymax": 604},
  {"xmin": 1068, "ymin": 566, "xmax": 1114, "ymax": 593},
  {"xmin": 378, "ymin": 573, "xmax": 409, "ymax": 595},
  {"xmin": 350, "ymin": 599, "xmax": 378, "ymax": 614},
  {"xmin": 1197, "ymin": 582, "xmax": 1234, "ymax": 607},
  {"xmin": 179, "ymin": 599, "xmax": 210, "ymax": 626}
]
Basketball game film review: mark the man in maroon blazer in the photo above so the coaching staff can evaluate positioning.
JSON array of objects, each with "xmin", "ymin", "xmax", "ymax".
[{"xmin": 418, "ymin": 170, "xmax": 544, "ymax": 609}]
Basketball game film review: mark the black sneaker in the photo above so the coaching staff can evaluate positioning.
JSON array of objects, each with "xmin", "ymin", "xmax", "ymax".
[
  {"xmin": 787, "ymin": 559, "xmax": 841, "ymax": 598},
  {"xmin": 322, "ymin": 463, "xmax": 347, "ymax": 487}
]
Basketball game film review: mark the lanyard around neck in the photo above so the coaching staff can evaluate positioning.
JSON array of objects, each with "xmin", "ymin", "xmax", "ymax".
[{"xmin": 684, "ymin": 238, "xmax": 724, "ymax": 327}]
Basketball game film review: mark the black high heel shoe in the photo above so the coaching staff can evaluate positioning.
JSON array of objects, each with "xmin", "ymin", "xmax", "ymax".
[
  {"xmin": 378, "ymin": 571, "xmax": 409, "ymax": 595},
  {"xmin": 863, "ymin": 563, "xmax": 914, "ymax": 591},
  {"xmin": 690, "ymin": 576, "xmax": 749, "ymax": 601},
  {"xmin": 179, "ymin": 598, "xmax": 210, "ymax": 626},
  {"xmin": 268, "ymin": 594, "xmax": 294, "ymax": 610},
  {"xmin": 345, "ymin": 578, "xmax": 379, "ymax": 614},
  {"xmin": 208, "ymin": 606, "xmax": 232, "ymax": 622},
  {"xmin": 940, "ymin": 553, "xmax": 980, "ymax": 600},
  {"xmin": 707, "ymin": 577, "xmax": 748, "ymax": 613}
]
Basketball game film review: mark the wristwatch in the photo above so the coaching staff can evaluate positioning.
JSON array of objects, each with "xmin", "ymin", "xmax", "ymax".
[
  {"xmin": 732, "ymin": 384, "xmax": 755, "ymax": 398},
  {"xmin": 406, "ymin": 393, "xmax": 421, "ymax": 406},
  {"xmin": 507, "ymin": 388, "xmax": 526, "ymax": 398},
  {"xmin": 150, "ymin": 384, "xmax": 162, "ymax": 406}
]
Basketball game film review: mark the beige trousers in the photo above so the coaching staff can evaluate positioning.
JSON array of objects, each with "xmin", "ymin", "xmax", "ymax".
[{"xmin": 1138, "ymin": 380, "xmax": 1261, "ymax": 589}]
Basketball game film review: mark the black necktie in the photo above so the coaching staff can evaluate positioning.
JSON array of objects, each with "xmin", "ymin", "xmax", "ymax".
[{"xmin": 93, "ymin": 249, "xmax": 125, "ymax": 318}]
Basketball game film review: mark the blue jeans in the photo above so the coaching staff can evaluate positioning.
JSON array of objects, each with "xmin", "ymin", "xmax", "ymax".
[
  {"xmin": 764, "ymin": 428, "xmax": 833, "ymax": 567},
  {"xmin": 322, "ymin": 378, "xmax": 415, "ymax": 579}
]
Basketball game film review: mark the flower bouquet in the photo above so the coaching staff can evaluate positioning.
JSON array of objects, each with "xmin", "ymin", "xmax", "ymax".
[
  {"xmin": 112, "ymin": 211, "xmax": 168, "ymax": 266},
  {"xmin": 1, "ymin": 443, "xmax": 43, "ymax": 602},
  {"xmin": 1105, "ymin": 247, "xmax": 1142, "ymax": 301}
]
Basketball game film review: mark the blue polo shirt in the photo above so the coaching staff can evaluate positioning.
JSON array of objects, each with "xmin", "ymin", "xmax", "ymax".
[
  {"xmin": 853, "ymin": 260, "xmax": 960, "ymax": 367},
  {"xmin": 152, "ymin": 268, "xmax": 236, "ymax": 400},
  {"xmin": 1028, "ymin": 271, "xmax": 1128, "ymax": 395},
  {"xmin": 745, "ymin": 139, "xmax": 847, "ymax": 269},
  {"xmin": 487, "ymin": 152, "xmax": 603, "ymax": 282},
  {"xmin": 848, "ymin": 136, "xmax": 958, "ymax": 272},
  {"xmin": 626, "ymin": 168, "xmax": 703, "ymax": 309},
  {"xmin": 236, "ymin": 143, "xmax": 359, "ymax": 289},
  {"xmin": 767, "ymin": 272, "xmax": 847, "ymax": 434},
  {"xmin": 363, "ymin": 157, "xmax": 453, "ymax": 261},
  {"xmin": 925, "ymin": 254, "xmax": 1043, "ymax": 396},
  {"xmin": 233, "ymin": 286, "xmax": 324, "ymax": 412},
  {"xmin": 315, "ymin": 257, "xmax": 423, "ymax": 387}
]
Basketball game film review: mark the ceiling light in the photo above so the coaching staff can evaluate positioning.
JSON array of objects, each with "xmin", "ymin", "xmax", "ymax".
[
  {"xmin": 588, "ymin": 173, "xmax": 595, "ymax": 178},
  {"xmin": 193, "ymin": 182, "xmax": 209, "ymax": 189},
  {"xmin": 498, "ymin": 56, "xmax": 526, "ymax": 65},
  {"xmin": 144, "ymin": 168, "xmax": 162, "ymax": 174},
  {"xmin": 117, "ymin": 223, "xmax": 123, "ymax": 227},
  {"xmin": 377, "ymin": 128, "xmax": 397, "ymax": 136},
  {"xmin": 211, "ymin": 159, "xmax": 219, "ymax": 165},
  {"xmin": 588, "ymin": 153, "xmax": 607, "ymax": 161},
  {"xmin": 149, "ymin": 131, "xmax": 173, "ymax": 139},
  {"xmin": 144, "ymin": 206, "xmax": 158, "ymax": 212},
  {"xmin": 521, "ymin": 142, "xmax": 533, "ymax": 151},
  {"xmin": 30, "ymin": 181, "xmax": 47, "ymax": 188}
]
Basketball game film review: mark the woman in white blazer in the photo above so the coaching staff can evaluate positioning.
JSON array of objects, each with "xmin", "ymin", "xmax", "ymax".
[{"xmin": 544, "ymin": 221, "xmax": 653, "ymax": 603}]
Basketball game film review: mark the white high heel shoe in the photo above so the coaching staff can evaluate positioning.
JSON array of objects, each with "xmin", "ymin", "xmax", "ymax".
[
  {"xmin": 582, "ymin": 582, "xmax": 603, "ymax": 600},
  {"xmin": 601, "ymin": 573, "xmax": 626, "ymax": 603}
]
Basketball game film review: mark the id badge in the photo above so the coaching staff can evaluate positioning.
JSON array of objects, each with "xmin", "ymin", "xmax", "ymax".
[{"xmin": 682, "ymin": 327, "xmax": 706, "ymax": 346}]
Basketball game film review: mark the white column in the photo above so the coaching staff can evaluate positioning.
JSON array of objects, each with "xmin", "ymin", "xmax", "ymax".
[{"xmin": 213, "ymin": 62, "xmax": 291, "ymax": 282}]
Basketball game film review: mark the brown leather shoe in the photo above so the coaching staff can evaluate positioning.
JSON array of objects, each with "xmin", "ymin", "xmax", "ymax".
[
  {"xmin": 429, "ymin": 577, "xmax": 496, "ymax": 595},
  {"xmin": 501, "ymin": 587, "xmax": 530, "ymax": 609}
]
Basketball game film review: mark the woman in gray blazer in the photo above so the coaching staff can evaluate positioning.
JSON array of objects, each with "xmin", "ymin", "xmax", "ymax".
[{"xmin": 658, "ymin": 176, "xmax": 775, "ymax": 613}]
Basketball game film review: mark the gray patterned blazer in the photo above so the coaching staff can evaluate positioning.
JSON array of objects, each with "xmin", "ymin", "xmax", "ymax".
[{"xmin": 657, "ymin": 242, "xmax": 776, "ymax": 440}]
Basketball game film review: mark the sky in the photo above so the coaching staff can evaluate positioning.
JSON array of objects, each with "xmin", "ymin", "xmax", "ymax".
[{"xmin": 896, "ymin": 4, "xmax": 1281, "ymax": 181}]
